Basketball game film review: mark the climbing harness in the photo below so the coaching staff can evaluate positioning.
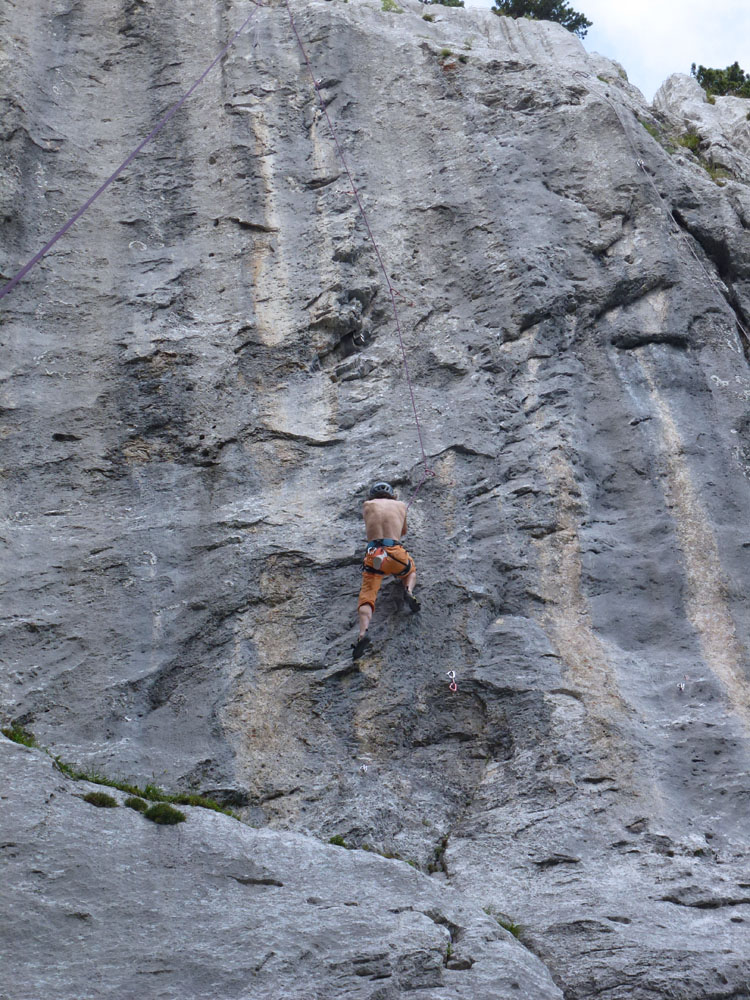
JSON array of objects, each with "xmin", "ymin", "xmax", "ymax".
[
  {"xmin": 362, "ymin": 541, "xmax": 412, "ymax": 577},
  {"xmin": 447, "ymin": 670, "xmax": 458, "ymax": 693},
  {"xmin": 573, "ymin": 71, "xmax": 750, "ymax": 349},
  {"xmin": 0, "ymin": 3, "xmax": 265, "ymax": 303},
  {"xmin": 284, "ymin": 0, "xmax": 435, "ymax": 507}
]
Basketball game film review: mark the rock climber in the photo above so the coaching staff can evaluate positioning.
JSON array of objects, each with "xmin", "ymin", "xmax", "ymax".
[{"xmin": 352, "ymin": 481, "xmax": 419, "ymax": 661}]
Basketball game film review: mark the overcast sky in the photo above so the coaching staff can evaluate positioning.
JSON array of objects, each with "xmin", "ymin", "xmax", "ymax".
[{"xmin": 462, "ymin": 0, "xmax": 749, "ymax": 101}]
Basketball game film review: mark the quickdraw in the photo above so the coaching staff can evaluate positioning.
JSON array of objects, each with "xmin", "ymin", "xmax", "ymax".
[{"xmin": 447, "ymin": 670, "xmax": 457, "ymax": 693}]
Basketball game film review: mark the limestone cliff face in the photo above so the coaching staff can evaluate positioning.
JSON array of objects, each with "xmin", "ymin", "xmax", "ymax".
[{"xmin": 2, "ymin": 2, "xmax": 750, "ymax": 998}]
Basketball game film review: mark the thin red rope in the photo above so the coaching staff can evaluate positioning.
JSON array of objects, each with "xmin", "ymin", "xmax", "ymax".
[{"xmin": 284, "ymin": 0, "xmax": 434, "ymax": 504}]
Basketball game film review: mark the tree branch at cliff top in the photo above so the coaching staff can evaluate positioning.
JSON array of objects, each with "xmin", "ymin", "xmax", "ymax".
[
  {"xmin": 691, "ymin": 60, "xmax": 750, "ymax": 98},
  {"xmin": 492, "ymin": 0, "xmax": 592, "ymax": 38}
]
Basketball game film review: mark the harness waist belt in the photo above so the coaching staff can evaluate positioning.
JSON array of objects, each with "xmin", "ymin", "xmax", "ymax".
[{"xmin": 368, "ymin": 538, "xmax": 398, "ymax": 548}]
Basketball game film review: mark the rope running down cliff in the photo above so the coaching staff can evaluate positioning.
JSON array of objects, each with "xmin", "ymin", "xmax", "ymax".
[
  {"xmin": 0, "ymin": 4, "xmax": 264, "ymax": 303},
  {"xmin": 284, "ymin": 0, "xmax": 435, "ymax": 507},
  {"xmin": 574, "ymin": 71, "xmax": 750, "ymax": 350}
]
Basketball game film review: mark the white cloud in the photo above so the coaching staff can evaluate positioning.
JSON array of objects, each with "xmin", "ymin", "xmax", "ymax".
[{"xmin": 461, "ymin": 0, "xmax": 749, "ymax": 100}]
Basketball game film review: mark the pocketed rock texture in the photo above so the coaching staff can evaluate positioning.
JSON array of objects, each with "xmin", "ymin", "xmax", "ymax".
[{"xmin": 2, "ymin": 1, "xmax": 750, "ymax": 998}]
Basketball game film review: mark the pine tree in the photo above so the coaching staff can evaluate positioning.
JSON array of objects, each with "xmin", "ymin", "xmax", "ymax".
[
  {"xmin": 492, "ymin": 0, "xmax": 592, "ymax": 40},
  {"xmin": 691, "ymin": 62, "xmax": 750, "ymax": 99}
]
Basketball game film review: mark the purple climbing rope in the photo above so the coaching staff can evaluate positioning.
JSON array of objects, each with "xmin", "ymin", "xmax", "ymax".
[
  {"xmin": 284, "ymin": 0, "xmax": 435, "ymax": 506},
  {"xmin": 0, "ymin": 3, "xmax": 264, "ymax": 303}
]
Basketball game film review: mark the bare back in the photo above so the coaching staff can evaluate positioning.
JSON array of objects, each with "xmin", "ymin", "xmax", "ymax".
[{"xmin": 362, "ymin": 498, "xmax": 407, "ymax": 541}]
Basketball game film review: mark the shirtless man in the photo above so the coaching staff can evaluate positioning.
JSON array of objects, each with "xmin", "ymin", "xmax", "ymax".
[{"xmin": 352, "ymin": 481, "xmax": 419, "ymax": 660}]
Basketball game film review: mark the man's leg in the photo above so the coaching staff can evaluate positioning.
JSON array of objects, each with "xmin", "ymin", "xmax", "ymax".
[
  {"xmin": 353, "ymin": 601, "xmax": 375, "ymax": 660},
  {"xmin": 358, "ymin": 603, "xmax": 373, "ymax": 640},
  {"xmin": 354, "ymin": 570, "xmax": 381, "ymax": 659},
  {"xmin": 358, "ymin": 570, "xmax": 381, "ymax": 633},
  {"xmin": 400, "ymin": 558, "xmax": 419, "ymax": 612}
]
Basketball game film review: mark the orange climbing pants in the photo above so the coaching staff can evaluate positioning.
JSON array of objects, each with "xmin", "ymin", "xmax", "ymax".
[{"xmin": 358, "ymin": 543, "xmax": 415, "ymax": 611}]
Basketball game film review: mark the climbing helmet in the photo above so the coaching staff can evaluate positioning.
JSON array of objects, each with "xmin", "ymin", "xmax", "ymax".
[{"xmin": 369, "ymin": 481, "xmax": 395, "ymax": 500}]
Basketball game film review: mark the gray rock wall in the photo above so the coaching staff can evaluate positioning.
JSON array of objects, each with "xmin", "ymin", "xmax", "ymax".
[
  {"xmin": 2, "ymin": 738, "xmax": 561, "ymax": 1000},
  {"xmin": 2, "ymin": 1, "xmax": 750, "ymax": 997},
  {"xmin": 655, "ymin": 72, "xmax": 750, "ymax": 183}
]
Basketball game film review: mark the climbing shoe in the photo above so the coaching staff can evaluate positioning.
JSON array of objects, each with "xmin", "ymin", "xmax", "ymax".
[
  {"xmin": 403, "ymin": 591, "xmax": 420, "ymax": 613},
  {"xmin": 352, "ymin": 635, "xmax": 372, "ymax": 661}
]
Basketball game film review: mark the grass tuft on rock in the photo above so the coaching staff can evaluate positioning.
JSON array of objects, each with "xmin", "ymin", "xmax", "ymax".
[
  {"xmin": 2, "ymin": 723, "xmax": 37, "ymax": 748},
  {"xmin": 702, "ymin": 161, "xmax": 732, "ymax": 185},
  {"xmin": 639, "ymin": 118, "xmax": 661, "ymax": 142},
  {"xmin": 125, "ymin": 796, "xmax": 149, "ymax": 813},
  {"xmin": 677, "ymin": 131, "xmax": 701, "ymax": 153},
  {"xmin": 52, "ymin": 758, "xmax": 236, "ymax": 817},
  {"xmin": 83, "ymin": 791, "xmax": 119, "ymax": 808},
  {"xmin": 328, "ymin": 834, "xmax": 349, "ymax": 847},
  {"xmin": 497, "ymin": 916, "xmax": 522, "ymax": 937},
  {"xmin": 144, "ymin": 803, "xmax": 186, "ymax": 825},
  {"xmin": 170, "ymin": 792, "xmax": 230, "ymax": 813},
  {"xmin": 484, "ymin": 905, "xmax": 522, "ymax": 938}
]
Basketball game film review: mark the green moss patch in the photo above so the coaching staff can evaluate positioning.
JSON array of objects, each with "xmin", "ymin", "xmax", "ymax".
[
  {"xmin": 702, "ymin": 162, "xmax": 732, "ymax": 185},
  {"xmin": 677, "ymin": 131, "xmax": 701, "ymax": 153},
  {"xmin": 639, "ymin": 118, "xmax": 661, "ymax": 142},
  {"xmin": 497, "ymin": 917, "xmax": 522, "ymax": 938},
  {"xmin": 52, "ymin": 758, "xmax": 236, "ymax": 818},
  {"xmin": 484, "ymin": 905, "xmax": 522, "ymax": 938},
  {"xmin": 83, "ymin": 791, "xmax": 119, "ymax": 808},
  {"xmin": 5, "ymin": 731, "xmax": 237, "ymax": 823},
  {"xmin": 2, "ymin": 723, "xmax": 37, "ymax": 748},
  {"xmin": 144, "ymin": 803, "xmax": 186, "ymax": 825}
]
